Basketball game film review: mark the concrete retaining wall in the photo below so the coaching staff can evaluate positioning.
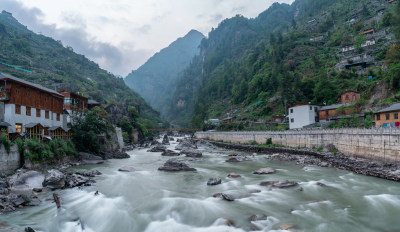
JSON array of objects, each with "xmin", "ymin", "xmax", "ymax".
[
  {"xmin": 195, "ymin": 128, "xmax": 400, "ymax": 162},
  {"xmin": 0, "ymin": 144, "xmax": 20, "ymax": 175}
]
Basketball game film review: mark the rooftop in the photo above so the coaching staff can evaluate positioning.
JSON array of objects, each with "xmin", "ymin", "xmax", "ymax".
[
  {"xmin": 0, "ymin": 73, "xmax": 63, "ymax": 97},
  {"xmin": 320, "ymin": 103, "xmax": 345, "ymax": 111},
  {"xmin": 377, "ymin": 103, "xmax": 400, "ymax": 113}
]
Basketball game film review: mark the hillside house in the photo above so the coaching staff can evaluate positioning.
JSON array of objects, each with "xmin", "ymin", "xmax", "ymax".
[
  {"xmin": 360, "ymin": 28, "xmax": 374, "ymax": 35},
  {"xmin": 288, "ymin": 103, "xmax": 320, "ymax": 129},
  {"xmin": 318, "ymin": 104, "xmax": 345, "ymax": 121},
  {"xmin": 339, "ymin": 90, "xmax": 360, "ymax": 104},
  {"xmin": 88, "ymin": 99, "xmax": 101, "ymax": 109},
  {"xmin": 0, "ymin": 73, "xmax": 64, "ymax": 134},
  {"xmin": 310, "ymin": 35, "xmax": 324, "ymax": 42},
  {"xmin": 342, "ymin": 44, "xmax": 355, "ymax": 52},
  {"xmin": 58, "ymin": 90, "xmax": 88, "ymax": 124},
  {"xmin": 375, "ymin": 103, "xmax": 400, "ymax": 127}
]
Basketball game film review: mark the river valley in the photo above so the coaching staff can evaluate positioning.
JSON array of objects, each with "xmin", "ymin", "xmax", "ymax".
[{"xmin": 1, "ymin": 136, "xmax": 400, "ymax": 232}]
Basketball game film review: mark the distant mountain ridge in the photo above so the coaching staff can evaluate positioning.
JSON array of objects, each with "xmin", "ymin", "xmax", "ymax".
[{"xmin": 124, "ymin": 30, "xmax": 205, "ymax": 116}]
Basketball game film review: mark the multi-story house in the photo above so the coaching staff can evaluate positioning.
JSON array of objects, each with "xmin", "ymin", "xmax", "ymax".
[
  {"xmin": 58, "ymin": 90, "xmax": 88, "ymax": 125},
  {"xmin": 375, "ymin": 103, "xmax": 400, "ymax": 127},
  {"xmin": 288, "ymin": 103, "xmax": 320, "ymax": 129},
  {"xmin": 0, "ymin": 73, "xmax": 64, "ymax": 133}
]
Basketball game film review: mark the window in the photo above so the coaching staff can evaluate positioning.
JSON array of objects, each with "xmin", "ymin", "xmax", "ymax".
[
  {"xmin": 291, "ymin": 118, "xmax": 294, "ymax": 123},
  {"xmin": 310, "ymin": 106, "xmax": 312, "ymax": 110},
  {"xmin": 386, "ymin": 113, "xmax": 390, "ymax": 121},
  {"xmin": 345, "ymin": 95, "xmax": 349, "ymax": 100},
  {"xmin": 15, "ymin": 105, "xmax": 21, "ymax": 114},
  {"xmin": 394, "ymin": 112, "xmax": 399, "ymax": 120},
  {"xmin": 290, "ymin": 109, "xmax": 293, "ymax": 114},
  {"xmin": 56, "ymin": 113, "xmax": 60, "ymax": 121},
  {"xmin": 36, "ymin": 109, "xmax": 41, "ymax": 117},
  {"xmin": 26, "ymin": 106, "xmax": 31, "ymax": 116},
  {"xmin": 376, "ymin": 114, "xmax": 381, "ymax": 121},
  {"xmin": 15, "ymin": 123, "xmax": 22, "ymax": 133},
  {"xmin": 314, "ymin": 107, "xmax": 318, "ymax": 112},
  {"xmin": 45, "ymin": 110, "xmax": 49, "ymax": 119},
  {"xmin": 64, "ymin": 97, "xmax": 72, "ymax": 105}
]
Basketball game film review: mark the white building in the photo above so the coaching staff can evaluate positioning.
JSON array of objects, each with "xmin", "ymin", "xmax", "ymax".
[
  {"xmin": 0, "ymin": 73, "xmax": 65, "ymax": 133},
  {"xmin": 288, "ymin": 103, "xmax": 320, "ymax": 129}
]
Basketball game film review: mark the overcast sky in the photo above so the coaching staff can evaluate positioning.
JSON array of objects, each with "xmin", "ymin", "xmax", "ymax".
[{"xmin": 1, "ymin": 0, "xmax": 294, "ymax": 76}]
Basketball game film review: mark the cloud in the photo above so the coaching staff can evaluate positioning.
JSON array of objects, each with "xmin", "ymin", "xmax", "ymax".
[{"xmin": 1, "ymin": 0, "xmax": 151, "ymax": 75}]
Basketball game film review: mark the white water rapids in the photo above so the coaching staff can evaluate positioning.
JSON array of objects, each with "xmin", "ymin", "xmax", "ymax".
[{"xmin": 1, "ymin": 136, "xmax": 400, "ymax": 231}]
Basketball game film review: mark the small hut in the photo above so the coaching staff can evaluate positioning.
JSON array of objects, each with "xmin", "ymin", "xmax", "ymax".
[
  {"xmin": 48, "ymin": 126, "xmax": 65, "ymax": 139},
  {"xmin": 25, "ymin": 123, "xmax": 45, "ymax": 140},
  {"xmin": 63, "ymin": 128, "xmax": 72, "ymax": 140}
]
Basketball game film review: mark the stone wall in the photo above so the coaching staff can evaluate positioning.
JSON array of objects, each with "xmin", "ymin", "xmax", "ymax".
[
  {"xmin": 195, "ymin": 128, "xmax": 400, "ymax": 162},
  {"xmin": 0, "ymin": 144, "xmax": 20, "ymax": 175}
]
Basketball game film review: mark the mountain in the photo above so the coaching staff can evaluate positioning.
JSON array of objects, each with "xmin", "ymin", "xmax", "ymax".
[
  {"xmin": 0, "ymin": 10, "xmax": 162, "ymax": 128},
  {"xmin": 167, "ymin": 0, "xmax": 400, "ymax": 128},
  {"xmin": 124, "ymin": 30, "xmax": 205, "ymax": 116}
]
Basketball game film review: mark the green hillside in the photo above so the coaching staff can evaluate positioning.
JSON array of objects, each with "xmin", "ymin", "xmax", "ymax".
[
  {"xmin": 167, "ymin": 0, "xmax": 400, "ymax": 128},
  {"xmin": 0, "ymin": 10, "xmax": 162, "ymax": 128},
  {"xmin": 124, "ymin": 30, "xmax": 204, "ymax": 116}
]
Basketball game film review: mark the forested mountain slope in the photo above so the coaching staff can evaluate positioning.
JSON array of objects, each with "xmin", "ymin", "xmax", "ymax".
[
  {"xmin": 0, "ymin": 10, "xmax": 162, "ymax": 126},
  {"xmin": 167, "ymin": 0, "xmax": 400, "ymax": 128},
  {"xmin": 124, "ymin": 30, "xmax": 204, "ymax": 116}
]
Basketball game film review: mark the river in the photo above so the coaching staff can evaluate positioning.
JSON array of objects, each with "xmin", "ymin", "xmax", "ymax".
[{"xmin": 1, "ymin": 136, "xmax": 400, "ymax": 232}]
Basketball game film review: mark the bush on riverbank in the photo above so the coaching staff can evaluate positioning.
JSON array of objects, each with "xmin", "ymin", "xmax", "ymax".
[{"xmin": 23, "ymin": 138, "xmax": 77, "ymax": 162}]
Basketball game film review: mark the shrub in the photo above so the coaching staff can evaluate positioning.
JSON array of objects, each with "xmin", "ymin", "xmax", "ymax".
[
  {"xmin": 265, "ymin": 138, "xmax": 273, "ymax": 145},
  {"xmin": 0, "ymin": 135, "xmax": 10, "ymax": 154}
]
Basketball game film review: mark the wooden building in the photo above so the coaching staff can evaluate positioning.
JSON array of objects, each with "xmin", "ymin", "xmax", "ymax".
[
  {"xmin": 375, "ymin": 103, "xmax": 400, "ymax": 127},
  {"xmin": 48, "ymin": 126, "xmax": 65, "ymax": 139},
  {"xmin": 0, "ymin": 73, "xmax": 64, "ymax": 133},
  {"xmin": 58, "ymin": 90, "xmax": 88, "ymax": 125},
  {"xmin": 88, "ymin": 99, "xmax": 101, "ymax": 109},
  {"xmin": 318, "ymin": 104, "xmax": 345, "ymax": 121},
  {"xmin": 339, "ymin": 90, "xmax": 360, "ymax": 104}
]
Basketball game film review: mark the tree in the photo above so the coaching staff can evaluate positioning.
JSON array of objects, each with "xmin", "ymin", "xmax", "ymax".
[{"xmin": 71, "ymin": 107, "xmax": 113, "ymax": 153}]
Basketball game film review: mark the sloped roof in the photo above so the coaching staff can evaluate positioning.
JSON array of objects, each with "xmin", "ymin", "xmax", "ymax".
[
  {"xmin": 320, "ymin": 103, "xmax": 344, "ymax": 111},
  {"xmin": 0, "ymin": 72, "xmax": 63, "ymax": 97},
  {"xmin": 377, "ymin": 103, "xmax": 400, "ymax": 113},
  {"xmin": 88, "ymin": 99, "xmax": 100, "ymax": 104},
  {"xmin": 48, "ymin": 126, "xmax": 62, "ymax": 131},
  {"xmin": 24, "ymin": 123, "xmax": 42, "ymax": 128}
]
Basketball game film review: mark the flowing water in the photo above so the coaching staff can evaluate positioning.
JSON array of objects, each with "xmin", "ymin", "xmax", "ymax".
[{"xmin": 2, "ymin": 137, "xmax": 400, "ymax": 232}]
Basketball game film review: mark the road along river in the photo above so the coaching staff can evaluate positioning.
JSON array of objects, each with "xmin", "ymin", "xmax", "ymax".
[{"xmin": 1, "ymin": 137, "xmax": 400, "ymax": 232}]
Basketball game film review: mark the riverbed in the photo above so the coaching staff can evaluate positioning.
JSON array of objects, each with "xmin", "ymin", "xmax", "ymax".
[{"xmin": 2, "ymin": 137, "xmax": 400, "ymax": 232}]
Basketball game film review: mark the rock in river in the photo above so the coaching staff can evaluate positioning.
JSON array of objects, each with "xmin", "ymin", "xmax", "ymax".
[
  {"xmin": 180, "ymin": 149, "xmax": 202, "ymax": 158},
  {"xmin": 225, "ymin": 156, "xmax": 249, "ymax": 162},
  {"xmin": 253, "ymin": 167, "xmax": 277, "ymax": 175},
  {"xmin": 158, "ymin": 159, "xmax": 197, "ymax": 172},
  {"xmin": 175, "ymin": 140, "xmax": 197, "ymax": 150},
  {"xmin": 118, "ymin": 166, "xmax": 136, "ymax": 172},
  {"xmin": 207, "ymin": 178, "xmax": 222, "ymax": 185},
  {"xmin": 147, "ymin": 144, "xmax": 167, "ymax": 152},
  {"xmin": 161, "ymin": 150, "xmax": 180, "ymax": 156},
  {"xmin": 213, "ymin": 193, "xmax": 235, "ymax": 201},
  {"xmin": 162, "ymin": 135, "xmax": 170, "ymax": 145},
  {"xmin": 260, "ymin": 180, "xmax": 298, "ymax": 188},
  {"xmin": 227, "ymin": 172, "xmax": 241, "ymax": 178},
  {"xmin": 248, "ymin": 214, "xmax": 267, "ymax": 222},
  {"xmin": 42, "ymin": 169, "xmax": 65, "ymax": 190}
]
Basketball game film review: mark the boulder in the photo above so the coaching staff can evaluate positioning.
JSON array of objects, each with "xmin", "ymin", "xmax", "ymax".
[
  {"xmin": 207, "ymin": 178, "xmax": 222, "ymax": 185},
  {"xmin": 260, "ymin": 180, "xmax": 298, "ymax": 188},
  {"xmin": 65, "ymin": 174, "xmax": 92, "ymax": 188},
  {"xmin": 8, "ymin": 171, "xmax": 45, "ymax": 193},
  {"xmin": 253, "ymin": 168, "xmax": 277, "ymax": 175},
  {"xmin": 175, "ymin": 141, "xmax": 197, "ymax": 150},
  {"xmin": 225, "ymin": 156, "xmax": 249, "ymax": 162},
  {"xmin": 147, "ymin": 144, "xmax": 167, "ymax": 152},
  {"xmin": 196, "ymin": 140, "xmax": 217, "ymax": 149},
  {"xmin": 25, "ymin": 228, "xmax": 36, "ymax": 232},
  {"xmin": 103, "ymin": 151, "xmax": 130, "ymax": 159},
  {"xmin": 118, "ymin": 166, "xmax": 136, "ymax": 172},
  {"xmin": 316, "ymin": 182, "xmax": 327, "ymax": 187},
  {"xmin": 161, "ymin": 150, "xmax": 180, "ymax": 156},
  {"xmin": 227, "ymin": 172, "xmax": 241, "ymax": 178},
  {"xmin": 76, "ymin": 170, "xmax": 102, "ymax": 177},
  {"xmin": 180, "ymin": 149, "xmax": 202, "ymax": 158},
  {"xmin": 42, "ymin": 169, "xmax": 65, "ymax": 190},
  {"xmin": 213, "ymin": 193, "xmax": 234, "ymax": 201},
  {"xmin": 162, "ymin": 135, "xmax": 170, "ymax": 145},
  {"xmin": 158, "ymin": 159, "xmax": 197, "ymax": 172},
  {"xmin": 169, "ymin": 137, "xmax": 175, "ymax": 141},
  {"xmin": 248, "ymin": 214, "xmax": 267, "ymax": 222},
  {"xmin": 79, "ymin": 152, "xmax": 103, "ymax": 161},
  {"xmin": 0, "ymin": 178, "xmax": 8, "ymax": 188}
]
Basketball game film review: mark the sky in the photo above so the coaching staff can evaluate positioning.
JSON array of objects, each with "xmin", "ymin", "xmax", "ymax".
[{"xmin": 1, "ymin": 0, "xmax": 294, "ymax": 76}]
